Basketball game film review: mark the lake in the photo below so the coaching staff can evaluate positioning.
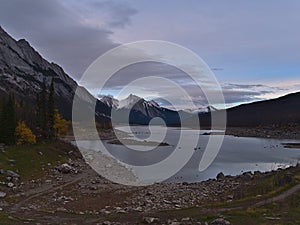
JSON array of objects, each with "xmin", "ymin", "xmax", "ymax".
[{"xmin": 75, "ymin": 126, "xmax": 300, "ymax": 185}]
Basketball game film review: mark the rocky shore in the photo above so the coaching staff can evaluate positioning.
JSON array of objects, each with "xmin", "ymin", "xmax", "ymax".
[
  {"xmin": 225, "ymin": 125, "xmax": 300, "ymax": 139},
  {"xmin": 1, "ymin": 150, "xmax": 299, "ymax": 224}
]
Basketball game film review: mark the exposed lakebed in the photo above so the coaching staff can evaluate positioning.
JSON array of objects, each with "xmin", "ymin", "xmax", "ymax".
[{"xmin": 75, "ymin": 126, "xmax": 300, "ymax": 184}]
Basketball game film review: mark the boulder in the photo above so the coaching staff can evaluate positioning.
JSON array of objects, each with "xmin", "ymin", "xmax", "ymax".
[
  {"xmin": 216, "ymin": 172, "xmax": 225, "ymax": 180},
  {"xmin": 55, "ymin": 163, "xmax": 75, "ymax": 174},
  {"xmin": 242, "ymin": 172, "xmax": 253, "ymax": 180}
]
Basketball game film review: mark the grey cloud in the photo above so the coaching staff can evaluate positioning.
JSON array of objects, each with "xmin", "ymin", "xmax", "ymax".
[
  {"xmin": 95, "ymin": 61, "xmax": 286, "ymax": 109},
  {"xmin": 91, "ymin": 0, "xmax": 138, "ymax": 28},
  {"xmin": 223, "ymin": 83, "xmax": 285, "ymax": 91},
  {"xmin": 0, "ymin": 0, "xmax": 137, "ymax": 79},
  {"xmin": 220, "ymin": 83, "xmax": 282, "ymax": 104}
]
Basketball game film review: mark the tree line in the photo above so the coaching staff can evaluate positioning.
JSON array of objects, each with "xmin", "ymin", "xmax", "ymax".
[{"xmin": 0, "ymin": 79, "xmax": 68, "ymax": 145}]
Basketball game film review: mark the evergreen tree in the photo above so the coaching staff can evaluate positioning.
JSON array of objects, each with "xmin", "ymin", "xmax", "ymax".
[
  {"xmin": 0, "ymin": 95, "xmax": 16, "ymax": 145},
  {"xmin": 36, "ymin": 80, "xmax": 48, "ymax": 139},
  {"xmin": 48, "ymin": 78, "xmax": 55, "ymax": 139}
]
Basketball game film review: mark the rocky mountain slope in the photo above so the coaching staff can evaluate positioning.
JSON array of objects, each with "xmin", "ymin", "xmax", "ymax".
[{"xmin": 0, "ymin": 26, "xmax": 110, "ymax": 121}]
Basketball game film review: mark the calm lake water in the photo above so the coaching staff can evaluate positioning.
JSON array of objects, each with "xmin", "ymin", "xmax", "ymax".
[{"xmin": 75, "ymin": 126, "xmax": 300, "ymax": 184}]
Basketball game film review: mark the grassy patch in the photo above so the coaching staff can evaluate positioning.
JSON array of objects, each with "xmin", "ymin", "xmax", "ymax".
[
  {"xmin": 0, "ymin": 141, "xmax": 76, "ymax": 180},
  {"xmin": 221, "ymin": 190, "xmax": 300, "ymax": 225},
  {"xmin": 0, "ymin": 213, "xmax": 20, "ymax": 224},
  {"xmin": 160, "ymin": 189, "xmax": 300, "ymax": 224}
]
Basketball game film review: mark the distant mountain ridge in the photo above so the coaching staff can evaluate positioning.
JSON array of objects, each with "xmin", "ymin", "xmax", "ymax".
[
  {"xmin": 101, "ymin": 90, "xmax": 300, "ymax": 127},
  {"xmin": 100, "ymin": 94, "xmax": 161, "ymax": 110},
  {"xmin": 100, "ymin": 94, "xmax": 182, "ymax": 125}
]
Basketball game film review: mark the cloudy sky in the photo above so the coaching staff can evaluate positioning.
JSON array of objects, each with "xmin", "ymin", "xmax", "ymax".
[{"xmin": 1, "ymin": 0, "xmax": 300, "ymax": 109}]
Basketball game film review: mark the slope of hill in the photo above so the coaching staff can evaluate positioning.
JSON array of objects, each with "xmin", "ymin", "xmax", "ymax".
[
  {"xmin": 226, "ymin": 91, "xmax": 300, "ymax": 127},
  {"xmin": 193, "ymin": 91, "xmax": 300, "ymax": 128},
  {"xmin": 0, "ymin": 26, "xmax": 110, "ymax": 122}
]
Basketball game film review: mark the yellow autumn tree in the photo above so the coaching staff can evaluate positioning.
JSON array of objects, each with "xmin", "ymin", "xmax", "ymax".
[
  {"xmin": 15, "ymin": 121, "xmax": 36, "ymax": 145},
  {"xmin": 53, "ymin": 109, "xmax": 68, "ymax": 138}
]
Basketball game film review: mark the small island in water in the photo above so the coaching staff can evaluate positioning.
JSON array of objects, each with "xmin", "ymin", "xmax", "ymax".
[{"xmin": 107, "ymin": 138, "xmax": 170, "ymax": 146}]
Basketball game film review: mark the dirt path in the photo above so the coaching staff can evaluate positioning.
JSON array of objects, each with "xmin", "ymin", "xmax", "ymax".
[
  {"xmin": 10, "ymin": 173, "xmax": 85, "ymax": 213},
  {"xmin": 203, "ymin": 182, "xmax": 300, "ymax": 213},
  {"xmin": 254, "ymin": 183, "xmax": 300, "ymax": 207}
]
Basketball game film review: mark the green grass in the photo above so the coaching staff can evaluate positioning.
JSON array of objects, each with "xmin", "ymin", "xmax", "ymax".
[
  {"xmin": 0, "ymin": 212, "xmax": 20, "ymax": 224},
  {"xmin": 219, "ymin": 189, "xmax": 300, "ymax": 225},
  {"xmin": 0, "ymin": 141, "xmax": 75, "ymax": 180}
]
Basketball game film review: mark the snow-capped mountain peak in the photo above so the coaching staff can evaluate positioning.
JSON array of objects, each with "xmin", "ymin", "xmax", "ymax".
[
  {"xmin": 99, "ymin": 95, "xmax": 119, "ymax": 109},
  {"xmin": 99, "ymin": 94, "xmax": 162, "ymax": 111},
  {"xmin": 182, "ymin": 105, "xmax": 219, "ymax": 114},
  {"xmin": 148, "ymin": 100, "xmax": 161, "ymax": 108},
  {"xmin": 118, "ymin": 94, "xmax": 143, "ymax": 109}
]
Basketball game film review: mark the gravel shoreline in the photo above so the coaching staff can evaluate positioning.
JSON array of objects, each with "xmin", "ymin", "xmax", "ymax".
[{"xmin": 225, "ymin": 126, "xmax": 300, "ymax": 139}]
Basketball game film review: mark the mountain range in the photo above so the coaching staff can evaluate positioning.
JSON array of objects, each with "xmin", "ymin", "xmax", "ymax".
[
  {"xmin": 99, "ymin": 94, "xmax": 183, "ymax": 125},
  {"xmin": 0, "ymin": 26, "xmax": 299, "ymax": 128}
]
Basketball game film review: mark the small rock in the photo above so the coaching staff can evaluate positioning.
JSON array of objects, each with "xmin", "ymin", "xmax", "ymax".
[
  {"xmin": 56, "ymin": 207, "xmax": 67, "ymax": 212},
  {"xmin": 169, "ymin": 222, "xmax": 181, "ymax": 225},
  {"xmin": 0, "ymin": 192, "xmax": 7, "ymax": 198},
  {"xmin": 181, "ymin": 217, "xmax": 190, "ymax": 222},
  {"xmin": 211, "ymin": 218, "xmax": 231, "ymax": 225},
  {"xmin": 163, "ymin": 199, "xmax": 172, "ymax": 204},
  {"xmin": 227, "ymin": 195, "xmax": 233, "ymax": 200},
  {"xmin": 143, "ymin": 217, "xmax": 160, "ymax": 224},
  {"xmin": 45, "ymin": 180, "xmax": 52, "ymax": 184},
  {"xmin": 6, "ymin": 170, "xmax": 20, "ymax": 178},
  {"xmin": 7, "ymin": 182, "xmax": 14, "ymax": 188},
  {"xmin": 102, "ymin": 221, "xmax": 111, "ymax": 225},
  {"xmin": 134, "ymin": 206, "xmax": 143, "ymax": 212},
  {"xmin": 89, "ymin": 185, "xmax": 98, "ymax": 190}
]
